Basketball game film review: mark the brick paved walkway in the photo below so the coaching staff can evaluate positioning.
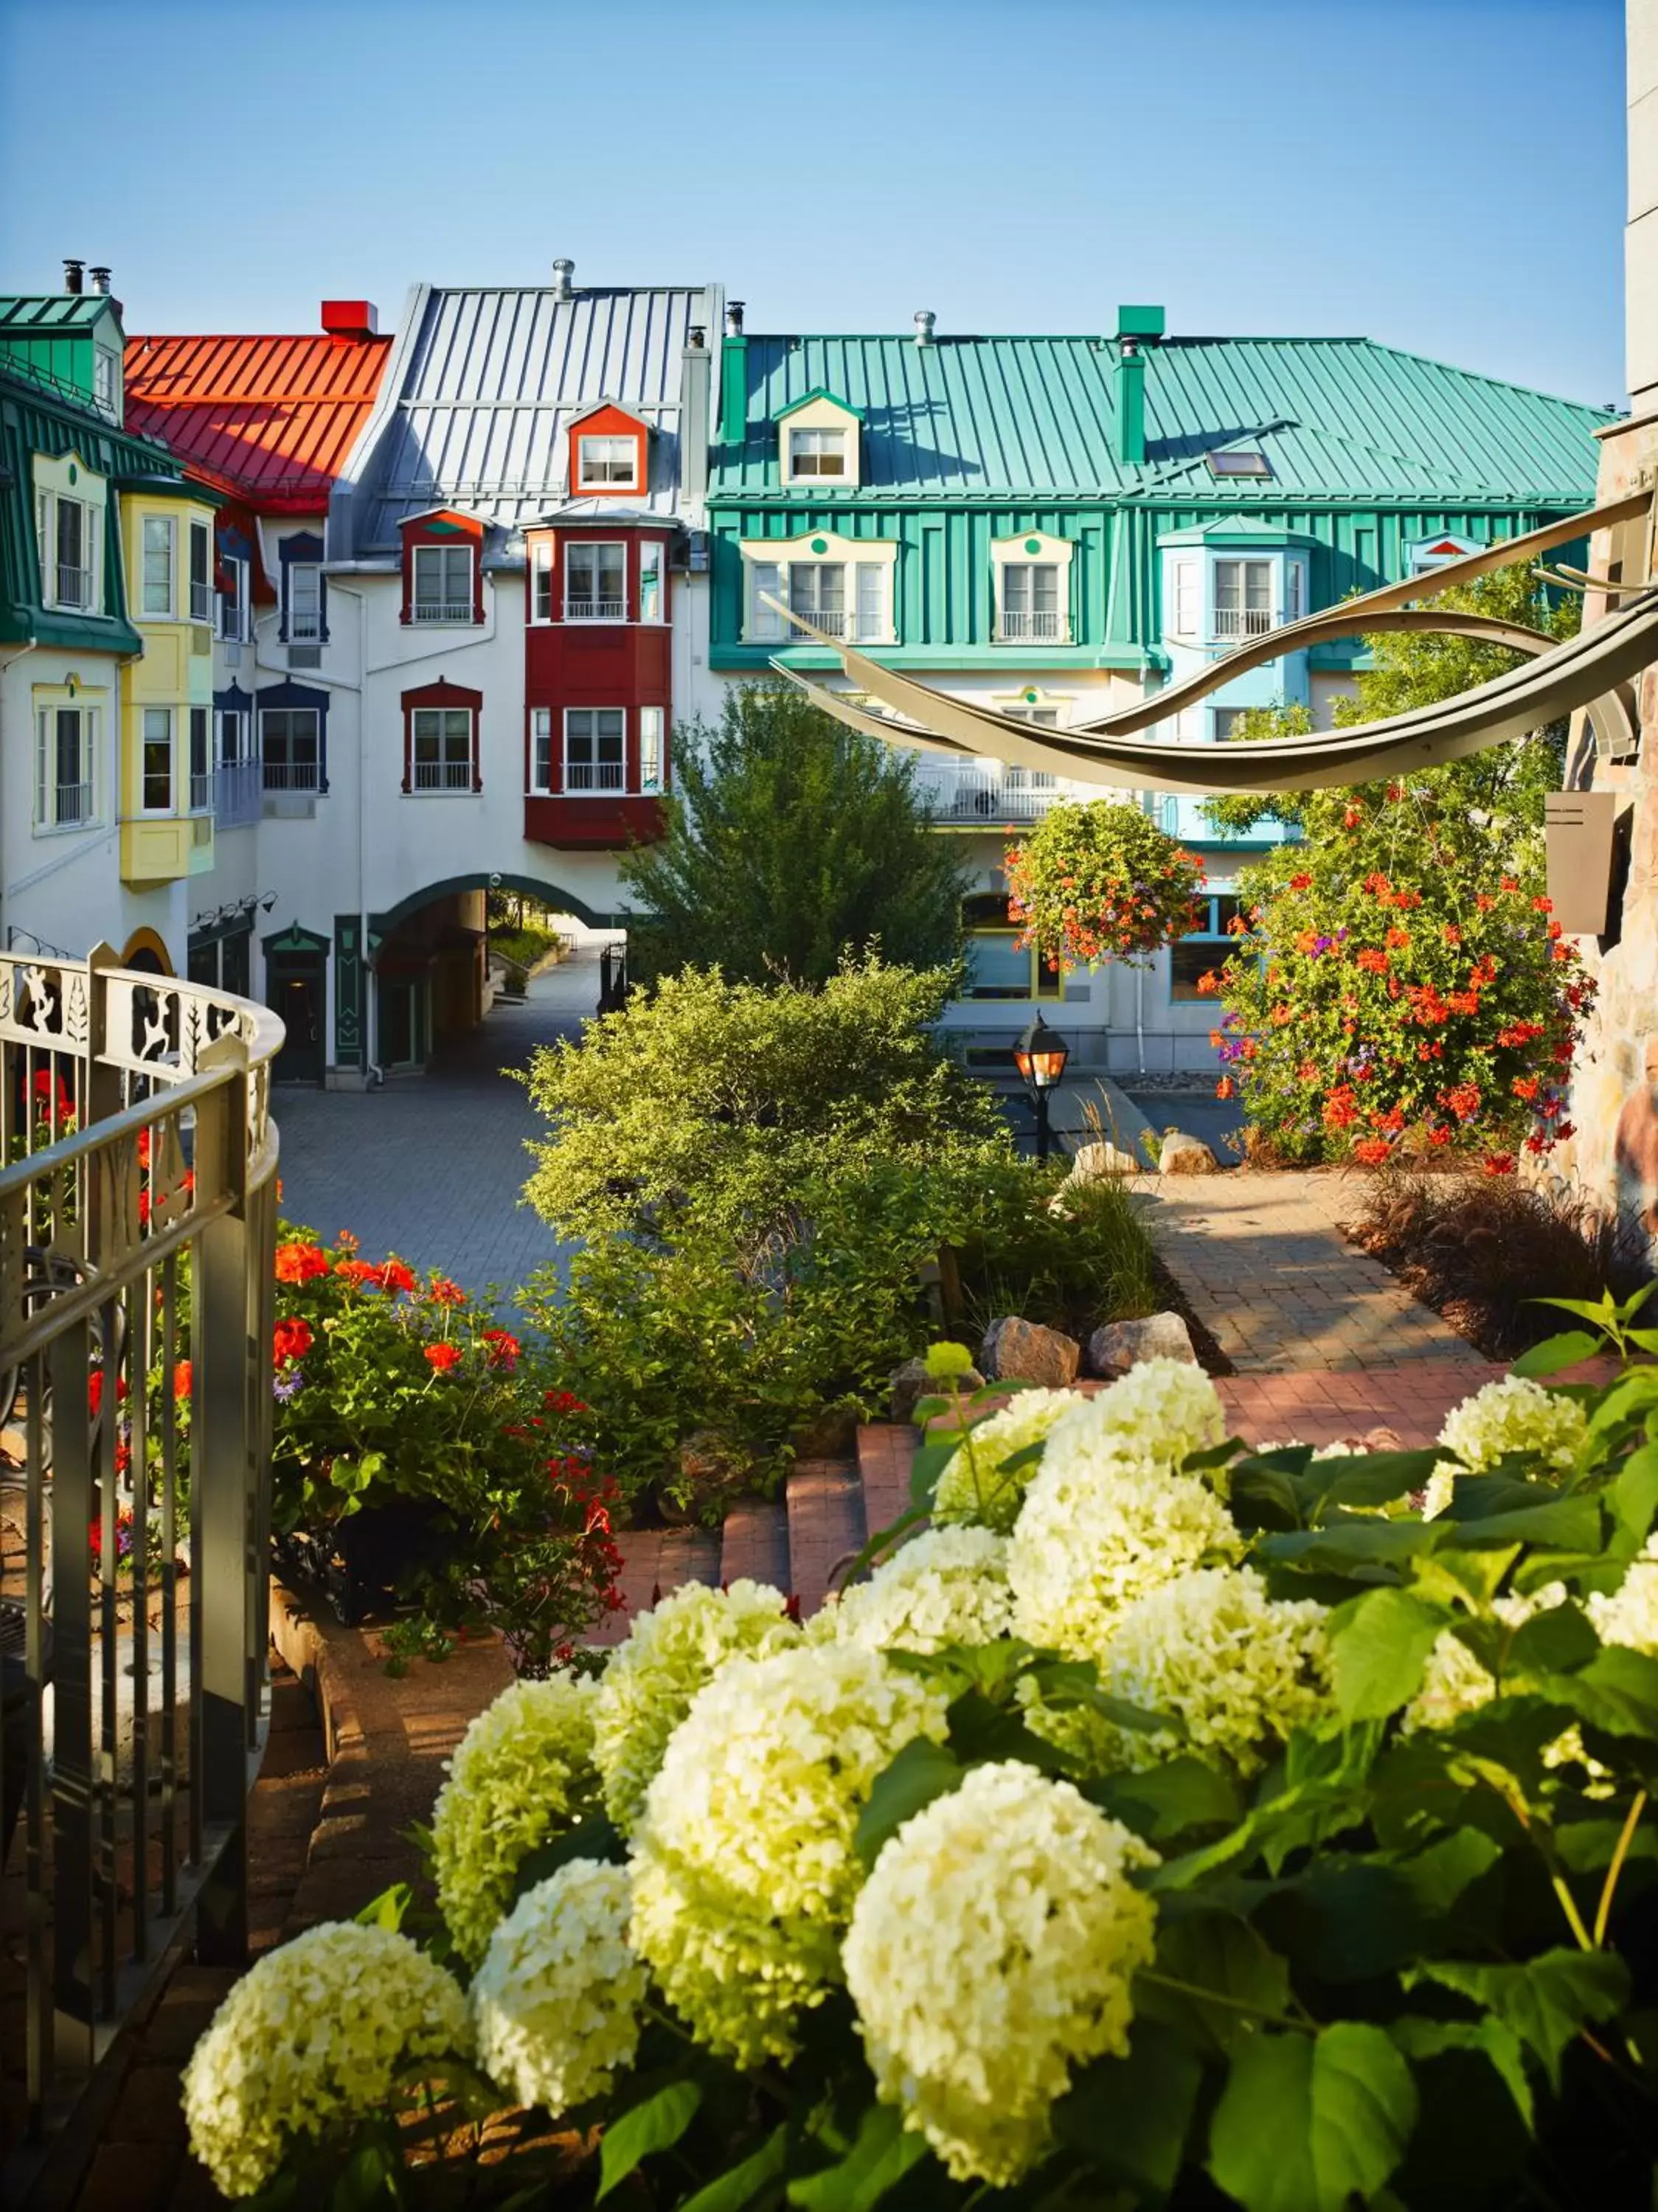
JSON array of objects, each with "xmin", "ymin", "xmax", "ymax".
[
  {"xmin": 1133, "ymin": 1171, "xmax": 1491, "ymax": 1377},
  {"xmin": 272, "ymin": 959, "xmax": 600, "ymax": 1293}
]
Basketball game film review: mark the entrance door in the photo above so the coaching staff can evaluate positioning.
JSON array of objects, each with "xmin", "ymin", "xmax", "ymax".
[{"xmin": 268, "ymin": 958, "xmax": 325, "ymax": 1084}]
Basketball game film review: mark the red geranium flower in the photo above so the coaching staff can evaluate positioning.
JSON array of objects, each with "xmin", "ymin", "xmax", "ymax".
[
  {"xmin": 426, "ymin": 1276, "xmax": 465, "ymax": 1307},
  {"xmin": 275, "ymin": 1242, "xmax": 329, "ymax": 1284},
  {"xmin": 423, "ymin": 1341, "xmax": 462, "ymax": 1374},
  {"xmin": 1353, "ymin": 1137, "xmax": 1392, "ymax": 1164},
  {"xmin": 482, "ymin": 1327, "xmax": 520, "ymax": 1371},
  {"xmin": 273, "ymin": 1317, "xmax": 313, "ymax": 1365},
  {"xmin": 378, "ymin": 1260, "xmax": 416, "ymax": 1295},
  {"xmin": 174, "ymin": 1360, "xmax": 192, "ymax": 1402}
]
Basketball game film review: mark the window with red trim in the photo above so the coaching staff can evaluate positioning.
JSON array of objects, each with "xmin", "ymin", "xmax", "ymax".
[
  {"xmin": 399, "ymin": 512, "xmax": 485, "ymax": 625},
  {"xmin": 566, "ymin": 405, "xmax": 648, "ymax": 499},
  {"xmin": 401, "ymin": 679, "xmax": 482, "ymax": 794}
]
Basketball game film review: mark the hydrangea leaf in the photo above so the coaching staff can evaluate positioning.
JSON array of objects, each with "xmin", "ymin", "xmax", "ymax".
[
  {"xmin": 853, "ymin": 1737, "xmax": 965, "ymax": 1868},
  {"xmin": 1409, "ymin": 1949, "xmax": 1629, "ymax": 2094},
  {"xmin": 1088, "ymin": 1755, "xmax": 1244, "ymax": 1843},
  {"xmin": 1505, "ymin": 1601, "xmax": 1600, "ymax": 1677},
  {"xmin": 511, "ymin": 1812, "xmax": 625, "ymax": 1903},
  {"xmin": 1052, "ymin": 2019, "xmax": 1203, "ymax": 2194},
  {"xmin": 1510, "ymin": 1330, "xmax": 1603, "ymax": 1380},
  {"xmin": 1389, "ymin": 2016, "xmax": 1534, "ymax": 2133},
  {"xmin": 1328, "ymin": 1587, "xmax": 1452, "ymax": 1722},
  {"xmin": 1207, "ymin": 2023, "xmax": 1417, "ymax": 2212},
  {"xmin": 1612, "ymin": 1441, "xmax": 1658, "ymax": 1545},
  {"xmin": 597, "ymin": 2079, "xmax": 703, "ymax": 2200},
  {"xmin": 786, "ymin": 2101, "xmax": 931, "ymax": 2211},
  {"xmin": 1134, "ymin": 1908, "xmax": 1295, "ymax": 2056},
  {"xmin": 679, "ymin": 2124, "xmax": 789, "ymax": 2212}
]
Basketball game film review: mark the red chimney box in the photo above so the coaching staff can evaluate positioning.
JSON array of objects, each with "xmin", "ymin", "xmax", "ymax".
[{"xmin": 322, "ymin": 299, "xmax": 379, "ymax": 338}]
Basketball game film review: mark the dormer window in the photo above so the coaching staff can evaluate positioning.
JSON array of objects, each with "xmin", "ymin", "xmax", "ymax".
[
  {"xmin": 787, "ymin": 428, "xmax": 847, "ymax": 479},
  {"xmin": 577, "ymin": 435, "xmax": 639, "ymax": 491},
  {"xmin": 412, "ymin": 543, "xmax": 474, "ymax": 623},
  {"xmin": 776, "ymin": 393, "xmax": 864, "ymax": 488}
]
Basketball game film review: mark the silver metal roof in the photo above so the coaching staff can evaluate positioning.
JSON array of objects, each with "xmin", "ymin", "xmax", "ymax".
[{"xmin": 339, "ymin": 282, "xmax": 718, "ymax": 551}]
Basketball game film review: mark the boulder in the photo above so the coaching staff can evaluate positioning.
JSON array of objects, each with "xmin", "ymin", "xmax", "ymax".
[
  {"xmin": 794, "ymin": 1403, "xmax": 859, "ymax": 1457},
  {"xmin": 1087, "ymin": 1312, "xmax": 1198, "ymax": 1379},
  {"xmin": 662, "ymin": 1430, "xmax": 750, "ymax": 1524},
  {"xmin": 980, "ymin": 1316, "xmax": 1081, "ymax": 1388},
  {"xmin": 1067, "ymin": 1140, "xmax": 1144, "ymax": 1181},
  {"xmin": 1159, "ymin": 1130, "xmax": 1218, "ymax": 1175},
  {"xmin": 889, "ymin": 1356, "xmax": 982, "ymax": 1425}
]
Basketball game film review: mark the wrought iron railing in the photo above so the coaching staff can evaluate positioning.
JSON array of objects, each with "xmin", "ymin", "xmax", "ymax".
[
  {"xmin": 566, "ymin": 761, "xmax": 626, "ymax": 792},
  {"xmin": 563, "ymin": 597, "xmax": 626, "ymax": 622},
  {"xmin": 412, "ymin": 761, "xmax": 473, "ymax": 791},
  {"xmin": 0, "ymin": 949, "xmax": 282, "ymax": 2183}
]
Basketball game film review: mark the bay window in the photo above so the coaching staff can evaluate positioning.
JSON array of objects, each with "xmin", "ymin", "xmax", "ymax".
[
  {"xmin": 189, "ymin": 708, "xmax": 212, "ymax": 811},
  {"xmin": 530, "ymin": 709, "xmax": 555, "ymax": 793},
  {"xmin": 639, "ymin": 540, "xmax": 665, "ymax": 622},
  {"xmin": 189, "ymin": 521, "xmax": 213, "ymax": 622},
  {"xmin": 410, "ymin": 707, "xmax": 475, "ymax": 792},
  {"xmin": 565, "ymin": 542, "xmax": 625, "ymax": 621},
  {"xmin": 564, "ymin": 709, "xmax": 625, "ymax": 792},
  {"xmin": 141, "ymin": 707, "xmax": 175, "ymax": 813},
  {"xmin": 35, "ymin": 705, "xmax": 97, "ymax": 830},
  {"xmin": 142, "ymin": 515, "xmax": 175, "ymax": 616},
  {"xmin": 639, "ymin": 706, "xmax": 664, "ymax": 794},
  {"xmin": 531, "ymin": 542, "xmax": 553, "ymax": 623},
  {"xmin": 1213, "ymin": 560, "xmax": 1272, "ymax": 639}
]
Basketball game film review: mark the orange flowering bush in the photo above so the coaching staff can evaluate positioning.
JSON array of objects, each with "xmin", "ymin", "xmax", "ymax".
[
  {"xmin": 1005, "ymin": 801, "xmax": 1205, "ymax": 970},
  {"xmin": 1203, "ymin": 792, "xmax": 1589, "ymax": 1167}
]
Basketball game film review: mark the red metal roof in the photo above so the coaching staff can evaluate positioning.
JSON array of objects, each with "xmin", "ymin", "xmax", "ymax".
[{"xmin": 123, "ymin": 329, "xmax": 392, "ymax": 512}]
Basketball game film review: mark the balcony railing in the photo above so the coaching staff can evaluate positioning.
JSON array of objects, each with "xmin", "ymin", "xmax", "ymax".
[
  {"xmin": 918, "ymin": 771, "xmax": 1069, "ymax": 824},
  {"xmin": 261, "ymin": 760, "xmax": 321, "ymax": 793},
  {"xmin": 410, "ymin": 599, "xmax": 472, "ymax": 625},
  {"xmin": 1213, "ymin": 606, "xmax": 1274, "ymax": 639},
  {"xmin": 46, "ymin": 781, "xmax": 94, "ymax": 829},
  {"xmin": 54, "ymin": 564, "xmax": 94, "ymax": 611},
  {"xmin": 566, "ymin": 761, "xmax": 626, "ymax": 792},
  {"xmin": 412, "ymin": 761, "xmax": 473, "ymax": 791},
  {"xmin": 564, "ymin": 597, "xmax": 626, "ymax": 622},
  {"xmin": 0, "ymin": 953, "xmax": 282, "ymax": 2186},
  {"xmin": 213, "ymin": 758, "xmax": 263, "ymax": 829},
  {"xmin": 790, "ymin": 607, "xmax": 847, "ymax": 639},
  {"xmin": 996, "ymin": 609, "xmax": 1064, "ymax": 642},
  {"xmin": 288, "ymin": 607, "xmax": 323, "ymax": 642}
]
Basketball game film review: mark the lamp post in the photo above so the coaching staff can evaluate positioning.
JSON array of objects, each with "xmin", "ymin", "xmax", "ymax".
[{"xmin": 1013, "ymin": 1014, "xmax": 1069, "ymax": 1163}]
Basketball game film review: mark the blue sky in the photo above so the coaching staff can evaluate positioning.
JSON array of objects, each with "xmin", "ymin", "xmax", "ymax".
[{"xmin": 0, "ymin": 0, "xmax": 1628, "ymax": 405}]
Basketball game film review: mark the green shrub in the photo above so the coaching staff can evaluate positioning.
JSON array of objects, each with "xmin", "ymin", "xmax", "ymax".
[{"xmin": 946, "ymin": 1159, "xmax": 1162, "ymax": 1343}]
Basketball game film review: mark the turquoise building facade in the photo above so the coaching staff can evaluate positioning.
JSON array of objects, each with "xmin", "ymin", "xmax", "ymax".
[{"xmin": 704, "ymin": 305, "xmax": 1612, "ymax": 1073}]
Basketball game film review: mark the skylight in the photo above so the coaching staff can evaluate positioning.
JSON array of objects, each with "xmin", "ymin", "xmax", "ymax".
[{"xmin": 1207, "ymin": 450, "xmax": 1272, "ymax": 479}]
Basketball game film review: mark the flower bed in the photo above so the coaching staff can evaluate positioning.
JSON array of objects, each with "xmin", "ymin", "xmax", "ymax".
[{"xmin": 187, "ymin": 1301, "xmax": 1658, "ymax": 2206}]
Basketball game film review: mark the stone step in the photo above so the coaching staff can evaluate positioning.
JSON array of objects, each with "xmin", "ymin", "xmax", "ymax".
[
  {"xmin": 718, "ymin": 1493, "xmax": 791, "ymax": 1592},
  {"xmin": 592, "ymin": 1526, "xmax": 721, "ymax": 1645},
  {"xmin": 856, "ymin": 1424, "xmax": 918, "ymax": 1542},
  {"xmin": 783, "ymin": 1458, "xmax": 866, "ymax": 1618}
]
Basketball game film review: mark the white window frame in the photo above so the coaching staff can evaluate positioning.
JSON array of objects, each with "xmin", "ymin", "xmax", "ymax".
[
  {"xmin": 742, "ymin": 537, "xmax": 897, "ymax": 645},
  {"xmin": 530, "ymin": 542, "xmax": 553, "ymax": 624},
  {"xmin": 189, "ymin": 520, "xmax": 214, "ymax": 624},
  {"xmin": 410, "ymin": 543, "xmax": 474, "ymax": 624},
  {"xmin": 786, "ymin": 426, "xmax": 848, "ymax": 479},
  {"xmin": 141, "ymin": 514, "xmax": 176, "ymax": 618},
  {"xmin": 575, "ymin": 434, "xmax": 639, "ymax": 491},
  {"xmin": 93, "ymin": 349, "xmax": 118, "ymax": 417},
  {"xmin": 997, "ymin": 560, "xmax": 1064, "ymax": 643},
  {"xmin": 563, "ymin": 707, "xmax": 626, "ymax": 794},
  {"xmin": 639, "ymin": 539, "xmax": 666, "ymax": 623},
  {"xmin": 1172, "ymin": 558, "xmax": 1198, "ymax": 638},
  {"xmin": 188, "ymin": 706, "xmax": 213, "ymax": 813},
  {"xmin": 639, "ymin": 706, "xmax": 665, "ymax": 794},
  {"xmin": 1212, "ymin": 557, "xmax": 1274, "ymax": 641},
  {"xmin": 409, "ymin": 706, "xmax": 475, "ymax": 794},
  {"xmin": 140, "ymin": 706, "xmax": 176, "ymax": 815},
  {"xmin": 38, "ymin": 490, "xmax": 100, "ymax": 615},
  {"xmin": 215, "ymin": 706, "xmax": 246, "ymax": 764},
  {"xmin": 530, "ymin": 707, "xmax": 555, "ymax": 793},
  {"xmin": 34, "ymin": 703, "xmax": 100, "ymax": 832},
  {"xmin": 564, "ymin": 541, "xmax": 628, "ymax": 622},
  {"xmin": 288, "ymin": 560, "xmax": 324, "ymax": 642},
  {"xmin": 217, "ymin": 553, "xmax": 249, "ymax": 641}
]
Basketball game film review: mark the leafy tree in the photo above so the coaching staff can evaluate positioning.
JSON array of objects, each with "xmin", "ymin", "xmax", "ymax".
[
  {"xmin": 1195, "ymin": 568, "xmax": 1588, "ymax": 1166},
  {"xmin": 620, "ymin": 684, "xmax": 968, "ymax": 986},
  {"xmin": 519, "ymin": 955, "xmax": 1009, "ymax": 1245}
]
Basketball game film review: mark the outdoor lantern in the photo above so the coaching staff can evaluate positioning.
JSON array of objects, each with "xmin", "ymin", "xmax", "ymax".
[
  {"xmin": 1013, "ymin": 1015, "xmax": 1069, "ymax": 1161},
  {"xmin": 1013, "ymin": 1015, "xmax": 1069, "ymax": 1090}
]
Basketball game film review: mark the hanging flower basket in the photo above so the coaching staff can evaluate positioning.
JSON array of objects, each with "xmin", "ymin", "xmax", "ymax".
[{"xmin": 1005, "ymin": 801, "xmax": 1206, "ymax": 970}]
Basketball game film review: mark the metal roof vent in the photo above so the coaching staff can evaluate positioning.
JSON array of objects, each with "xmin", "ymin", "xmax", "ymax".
[
  {"xmin": 552, "ymin": 257, "xmax": 575, "ymax": 302},
  {"xmin": 726, "ymin": 300, "xmax": 745, "ymax": 335},
  {"xmin": 63, "ymin": 259, "xmax": 84, "ymax": 295},
  {"xmin": 89, "ymin": 266, "xmax": 112, "ymax": 296},
  {"xmin": 914, "ymin": 309, "xmax": 936, "ymax": 346}
]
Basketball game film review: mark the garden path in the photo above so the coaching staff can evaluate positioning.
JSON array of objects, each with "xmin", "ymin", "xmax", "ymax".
[{"xmin": 272, "ymin": 959, "xmax": 597, "ymax": 1293}]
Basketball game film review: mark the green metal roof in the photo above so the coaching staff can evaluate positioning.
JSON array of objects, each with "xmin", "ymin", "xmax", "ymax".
[
  {"xmin": 714, "ymin": 333, "xmax": 1613, "ymax": 506},
  {"xmin": 0, "ymin": 294, "xmax": 119, "ymax": 333}
]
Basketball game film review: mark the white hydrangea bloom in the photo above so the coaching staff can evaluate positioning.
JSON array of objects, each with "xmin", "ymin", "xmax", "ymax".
[
  {"xmin": 1064, "ymin": 1566, "xmax": 1332, "ymax": 1777},
  {"xmin": 1008, "ymin": 1440, "xmax": 1242, "ymax": 1663},
  {"xmin": 1064, "ymin": 1359, "xmax": 1226, "ymax": 1475},
  {"xmin": 592, "ymin": 1579, "xmax": 799, "ymax": 1836},
  {"xmin": 933, "ymin": 1389, "xmax": 1079, "ymax": 1531},
  {"xmin": 1424, "ymin": 1376, "xmax": 1588, "ymax": 1519},
  {"xmin": 1587, "ymin": 1534, "xmax": 1658, "ymax": 1655},
  {"xmin": 1401, "ymin": 1585, "xmax": 1564, "ymax": 1733},
  {"xmin": 843, "ymin": 1761, "xmax": 1159, "ymax": 2185},
  {"xmin": 182, "ymin": 1923, "xmax": 469, "ymax": 2199},
  {"xmin": 471, "ymin": 1860, "xmax": 646, "ymax": 2118},
  {"xmin": 431, "ymin": 1673, "xmax": 600, "ymax": 1965},
  {"xmin": 629, "ymin": 1644, "xmax": 950, "ymax": 2065},
  {"xmin": 811, "ymin": 1527, "xmax": 1013, "ymax": 1655}
]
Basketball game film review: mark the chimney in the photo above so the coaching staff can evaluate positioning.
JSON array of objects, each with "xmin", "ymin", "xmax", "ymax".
[
  {"xmin": 1114, "ymin": 307, "xmax": 1163, "ymax": 467},
  {"xmin": 552, "ymin": 257, "xmax": 575, "ymax": 302},
  {"xmin": 63, "ymin": 259, "xmax": 84, "ymax": 295},
  {"xmin": 681, "ymin": 327, "xmax": 711, "ymax": 514},
  {"xmin": 89, "ymin": 266, "xmax": 112, "ymax": 296},
  {"xmin": 322, "ymin": 299, "xmax": 380, "ymax": 339},
  {"xmin": 914, "ymin": 308, "xmax": 936, "ymax": 347},
  {"xmin": 720, "ymin": 303, "xmax": 748, "ymax": 444}
]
